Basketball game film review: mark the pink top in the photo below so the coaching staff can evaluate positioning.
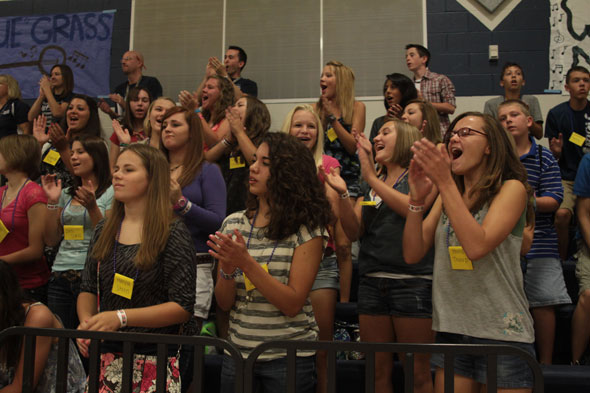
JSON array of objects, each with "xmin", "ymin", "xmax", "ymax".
[{"xmin": 0, "ymin": 181, "xmax": 49, "ymax": 289}]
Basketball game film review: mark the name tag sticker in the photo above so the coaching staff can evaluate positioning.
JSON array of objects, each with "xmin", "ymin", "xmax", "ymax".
[
  {"xmin": 359, "ymin": 200, "xmax": 377, "ymax": 206},
  {"xmin": 43, "ymin": 150, "xmax": 61, "ymax": 166},
  {"xmin": 63, "ymin": 225, "xmax": 84, "ymax": 240},
  {"xmin": 448, "ymin": 246, "xmax": 474, "ymax": 270},
  {"xmin": 326, "ymin": 127, "xmax": 338, "ymax": 142},
  {"xmin": 569, "ymin": 132, "xmax": 586, "ymax": 147},
  {"xmin": 229, "ymin": 156, "xmax": 246, "ymax": 169},
  {"xmin": 0, "ymin": 219, "xmax": 9, "ymax": 243},
  {"xmin": 112, "ymin": 273, "xmax": 134, "ymax": 299},
  {"xmin": 244, "ymin": 263, "xmax": 269, "ymax": 292}
]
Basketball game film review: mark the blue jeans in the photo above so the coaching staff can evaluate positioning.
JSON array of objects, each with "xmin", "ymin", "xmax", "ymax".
[
  {"xmin": 220, "ymin": 355, "xmax": 316, "ymax": 393},
  {"xmin": 47, "ymin": 271, "xmax": 82, "ymax": 330}
]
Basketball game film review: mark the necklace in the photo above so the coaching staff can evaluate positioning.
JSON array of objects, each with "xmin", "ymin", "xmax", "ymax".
[{"xmin": 240, "ymin": 209, "xmax": 278, "ymax": 305}]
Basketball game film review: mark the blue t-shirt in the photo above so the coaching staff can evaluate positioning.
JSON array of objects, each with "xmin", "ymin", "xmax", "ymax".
[
  {"xmin": 574, "ymin": 154, "xmax": 590, "ymax": 198},
  {"xmin": 519, "ymin": 137, "xmax": 563, "ymax": 259},
  {"xmin": 544, "ymin": 100, "xmax": 590, "ymax": 180},
  {"xmin": 52, "ymin": 185, "xmax": 114, "ymax": 271}
]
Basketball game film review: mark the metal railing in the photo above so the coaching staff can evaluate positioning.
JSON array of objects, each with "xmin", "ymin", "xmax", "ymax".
[
  {"xmin": 0, "ymin": 326, "xmax": 244, "ymax": 393},
  {"xmin": 0, "ymin": 328, "xmax": 543, "ymax": 393},
  {"xmin": 245, "ymin": 340, "xmax": 544, "ymax": 393}
]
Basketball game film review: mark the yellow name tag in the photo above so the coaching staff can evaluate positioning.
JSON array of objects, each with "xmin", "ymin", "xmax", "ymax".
[
  {"xmin": 0, "ymin": 218, "xmax": 9, "ymax": 243},
  {"xmin": 360, "ymin": 200, "xmax": 377, "ymax": 206},
  {"xmin": 326, "ymin": 127, "xmax": 338, "ymax": 142},
  {"xmin": 63, "ymin": 225, "xmax": 84, "ymax": 240},
  {"xmin": 229, "ymin": 156, "xmax": 245, "ymax": 169},
  {"xmin": 448, "ymin": 246, "xmax": 474, "ymax": 270},
  {"xmin": 244, "ymin": 263, "xmax": 269, "ymax": 292},
  {"xmin": 112, "ymin": 273, "xmax": 134, "ymax": 299},
  {"xmin": 569, "ymin": 132, "xmax": 586, "ymax": 147},
  {"xmin": 43, "ymin": 150, "xmax": 61, "ymax": 166}
]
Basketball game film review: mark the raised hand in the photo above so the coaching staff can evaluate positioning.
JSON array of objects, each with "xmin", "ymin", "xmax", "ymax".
[
  {"xmin": 48, "ymin": 123, "xmax": 69, "ymax": 151},
  {"xmin": 209, "ymin": 57, "xmax": 228, "ymax": 77},
  {"xmin": 387, "ymin": 103, "xmax": 403, "ymax": 119},
  {"xmin": 410, "ymin": 138, "xmax": 452, "ymax": 188},
  {"xmin": 321, "ymin": 96, "xmax": 341, "ymax": 119},
  {"xmin": 226, "ymin": 106, "xmax": 244, "ymax": 138},
  {"xmin": 112, "ymin": 119, "xmax": 131, "ymax": 145},
  {"xmin": 549, "ymin": 133, "xmax": 563, "ymax": 159},
  {"xmin": 408, "ymin": 158, "xmax": 432, "ymax": 204},
  {"xmin": 208, "ymin": 230, "xmax": 249, "ymax": 269},
  {"xmin": 320, "ymin": 165, "xmax": 348, "ymax": 195},
  {"xmin": 108, "ymin": 93, "xmax": 125, "ymax": 107},
  {"xmin": 178, "ymin": 90, "xmax": 198, "ymax": 111},
  {"xmin": 169, "ymin": 177, "xmax": 182, "ymax": 205},
  {"xmin": 41, "ymin": 174, "xmax": 62, "ymax": 204},
  {"xmin": 39, "ymin": 75, "xmax": 51, "ymax": 94},
  {"xmin": 353, "ymin": 129, "xmax": 377, "ymax": 181},
  {"xmin": 33, "ymin": 114, "xmax": 49, "ymax": 144},
  {"xmin": 74, "ymin": 179, "xmax": 97, "ymax": 210}
]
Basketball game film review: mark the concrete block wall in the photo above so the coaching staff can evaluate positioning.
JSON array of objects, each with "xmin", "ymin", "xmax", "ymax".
[{"xmin": 427, "ymin": 0, "xmax": 550, "ymax": 96}]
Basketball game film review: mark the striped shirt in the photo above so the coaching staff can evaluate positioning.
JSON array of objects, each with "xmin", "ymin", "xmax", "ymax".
[
  {"xmin": 220, "ymin": 211, "xmax": 325, "ymax": 360},
  {"xmin": 520, "ymin": 137, "xmax": 563, "ymax": 259}
]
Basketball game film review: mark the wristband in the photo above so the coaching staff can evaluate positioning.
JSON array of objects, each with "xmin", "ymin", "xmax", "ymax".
[
  {"xmin": 219, "ymin": 267, "xmax": 241, "ymax": 280},
  {"xmin": 179, "ymin": 200, "xmax": 192, "ymax": 216},
  {"xmin": 116, "ymin": 309, "xmax": 127, "ymax": 328},
  {"xmin": 408, "ymin": 203, "xmax": 424, "ymax": 213},
  {"xmin": 340, "ymin": 190, "xmax": 350, "ymax": 199},
  {"xmin": 47, "ymin": 203, "xmax": 60, "ymax": 210},
  {"xmin": 120, "ymin": 143, "xmax": 129, "ymax": 148}
]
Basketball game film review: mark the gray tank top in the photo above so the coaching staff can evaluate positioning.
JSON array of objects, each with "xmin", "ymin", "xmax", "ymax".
[{"xmin": 432, "ymin": 205, "xmax": 534, "ymax": 343}]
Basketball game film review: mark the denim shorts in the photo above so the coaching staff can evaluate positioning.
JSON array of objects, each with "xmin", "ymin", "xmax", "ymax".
[
  {"xmin": 312, "ymin": 255, "xmax": 339, "ymax": 291},
  {"xmin": 356, "ymin": 276, "xmax": 432, "ymax": 318},
  {"xmin": 220, "ymin": 355, "xmax": 315, "ymax": 393},
  {"xmin": 430, "ymin": 332, "xmax": 536, "ymax": 389},
  {"xmin": 523, "ymin": 257, "xmax": 571, "ymax": 307}
]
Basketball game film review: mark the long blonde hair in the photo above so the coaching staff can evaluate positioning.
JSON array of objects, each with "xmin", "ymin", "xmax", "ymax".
[
  {"xmin": 280, "ymin": 104, "xmax": 325, "ymax": 168},
  {"xmin": 316, "ymin": 61, "xmax": 355, "ymax": 127},
  {"xmin": 91, "ymin": 144, "xmax": 175, "ymax": 270}
]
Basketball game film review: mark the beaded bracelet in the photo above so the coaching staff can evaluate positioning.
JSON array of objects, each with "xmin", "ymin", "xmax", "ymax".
[
  {"xmin": 47, "ymin": 203, "xmax": 60, "ymax": 210},
  {"xmin": 219, "ymin": 267, "xmax": 241, "ymax": 280}
]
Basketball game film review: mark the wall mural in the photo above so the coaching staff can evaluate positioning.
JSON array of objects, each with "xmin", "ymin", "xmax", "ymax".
[
  {"xmin": 0, "ymin": 11, "xmax": 115, "ymax": 98},
  {"xmin": 549, "ymin": 0, "xmax": 590, "ymax": 92}
]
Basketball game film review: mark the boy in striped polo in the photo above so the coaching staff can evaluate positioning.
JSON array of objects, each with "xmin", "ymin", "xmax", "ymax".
[{"xmin": 499, "ymin": 99, "xmax": 571, "ymax": 364}]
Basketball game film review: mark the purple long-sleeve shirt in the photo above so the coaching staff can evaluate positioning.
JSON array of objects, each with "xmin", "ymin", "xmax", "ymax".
[{"xmin": 179, "ymin": 162, "xmax": 227, "ymax": 253}]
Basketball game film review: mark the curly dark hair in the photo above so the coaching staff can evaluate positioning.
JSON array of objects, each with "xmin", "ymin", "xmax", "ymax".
[{"xmin": 246, "ymin": 132, "xmax": 333, "ymax": 240}]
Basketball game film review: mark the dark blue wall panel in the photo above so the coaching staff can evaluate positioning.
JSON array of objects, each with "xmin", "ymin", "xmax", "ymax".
[{"xmin": 427, "ymin": 0, "xmax": 550, "ymax": 96}]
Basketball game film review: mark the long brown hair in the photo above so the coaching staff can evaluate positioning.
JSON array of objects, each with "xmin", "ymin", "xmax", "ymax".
[
  {"xmin": 91, "ymin": 144, "xmax": 174, "ymax": 270},
  {"xmin": 160, "ymin": 106, "xmax": 205, "ymax": 188},
  {"xmin": 445, "ymin": 112, "xmax": 533, "ymax": 220},
  {"xmin": 316, "ymin": 60, "xmax": 355, "ymax": 127}
]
